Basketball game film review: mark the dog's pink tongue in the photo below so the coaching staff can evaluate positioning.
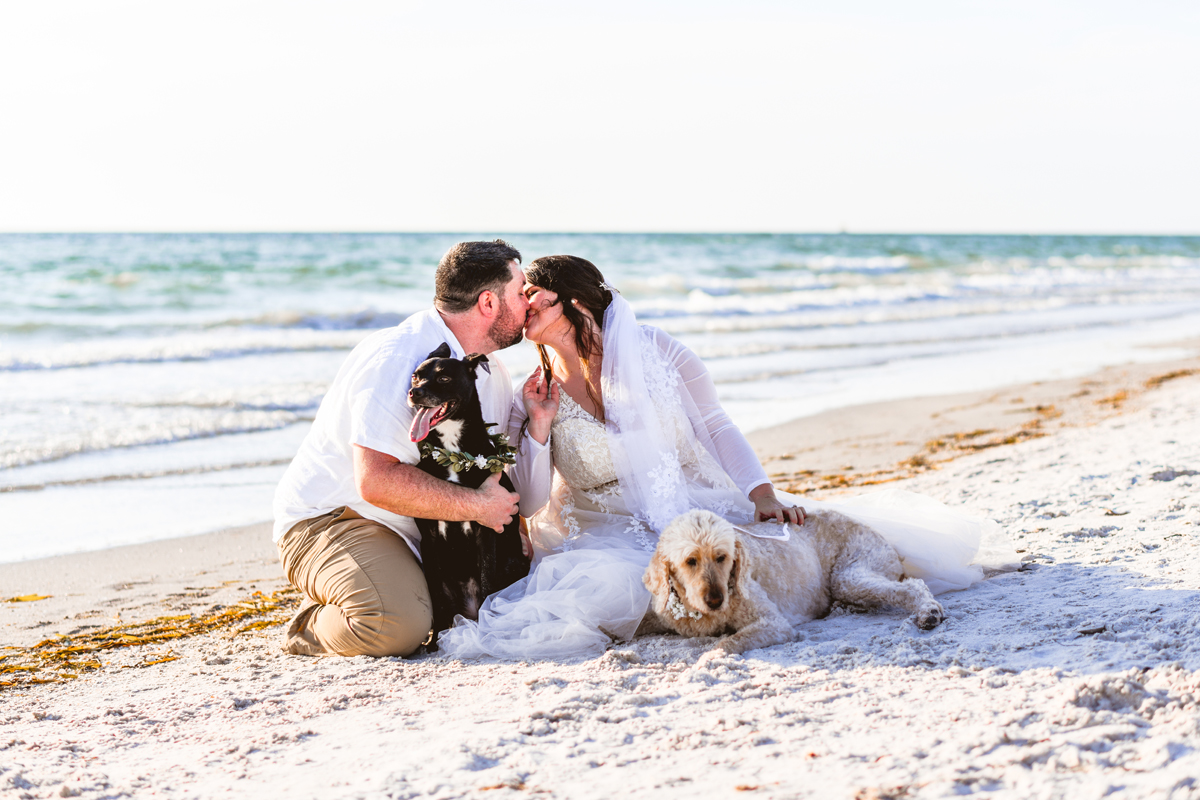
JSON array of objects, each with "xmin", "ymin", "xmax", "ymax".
[{"xmin": 410, "ymin": 407, "xmax": 437, "ymax": 442}]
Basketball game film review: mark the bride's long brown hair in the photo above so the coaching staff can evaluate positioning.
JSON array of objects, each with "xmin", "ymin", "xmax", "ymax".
[{"xmin": 524, "ymin": 255, "xmax": 614, "ymax": 421}]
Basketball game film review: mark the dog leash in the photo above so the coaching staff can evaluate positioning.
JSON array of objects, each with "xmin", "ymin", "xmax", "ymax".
[{"xmin": 731, "ymin": 521, "xmax": 792, "ymax": 542}]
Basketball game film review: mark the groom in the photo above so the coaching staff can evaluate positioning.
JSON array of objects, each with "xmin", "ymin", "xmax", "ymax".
[{"xmin": 272, "ymin": 239, "xmax": 557, "ymax": 657}]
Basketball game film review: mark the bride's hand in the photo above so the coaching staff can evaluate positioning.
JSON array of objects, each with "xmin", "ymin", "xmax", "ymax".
[
  {"xmin": 522, "ymin": 369, "xmax": 560, "ymax": 445},
  {"xmin": 749, "ymin": 484, "xmax": 806, "ymax": 526}
]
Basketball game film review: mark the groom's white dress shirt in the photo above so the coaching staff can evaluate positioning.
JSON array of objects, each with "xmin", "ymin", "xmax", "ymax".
[{"xmin": 272, "ymin": 308, "xmax": 552, "ymax": 560}]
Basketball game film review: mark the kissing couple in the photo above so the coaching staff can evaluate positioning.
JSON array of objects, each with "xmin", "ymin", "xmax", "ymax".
[{"xmin": 273, "ymin": 240, "xmax": 1011, "ymax": 660}]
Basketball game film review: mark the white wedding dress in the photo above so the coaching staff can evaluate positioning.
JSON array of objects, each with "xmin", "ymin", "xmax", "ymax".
[{"xmin": 438, "ymin": 309, "xmax": 1018, "ymax": 661}]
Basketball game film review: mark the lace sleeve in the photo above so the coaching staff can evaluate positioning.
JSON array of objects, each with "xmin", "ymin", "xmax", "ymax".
[
  {"xmin": 505, "ymin": 378, "xmax": 553, "ymax": 516},
  {"xmin": 650, "ymin": 328, "xmax": 771, "ymax": 496}
]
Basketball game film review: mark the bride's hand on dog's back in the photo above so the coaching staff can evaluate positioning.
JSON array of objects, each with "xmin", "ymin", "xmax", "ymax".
[{"xmin": 748, "ymin": 484, "xmax": 806, "ymax": 526}]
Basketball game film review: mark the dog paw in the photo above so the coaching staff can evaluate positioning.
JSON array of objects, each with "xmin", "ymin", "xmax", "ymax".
[{"xmin": 915, "ymin": 604, "xmax": 945, "ymax": 630}]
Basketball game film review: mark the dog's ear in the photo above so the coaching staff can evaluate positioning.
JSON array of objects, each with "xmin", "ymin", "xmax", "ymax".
[
  {"xmin": 727, "ymin": 537, "xmax": 748, "ymax": 598},
  {"xmin": 643, "ymin": 549, "xmax": 671, "ymax": 610},
  {"xmin": 426, "ymin": 342, "xmax": 452, "ymax": 360},
  {"xmin": 464, "ymin": 352, "xmax": 491, "ymax": 375}
]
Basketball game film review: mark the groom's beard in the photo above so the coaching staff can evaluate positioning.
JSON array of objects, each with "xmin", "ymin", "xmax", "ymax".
[{"xmin": 487, "ymin": 296, "xmax": 525, "ymax": 350}]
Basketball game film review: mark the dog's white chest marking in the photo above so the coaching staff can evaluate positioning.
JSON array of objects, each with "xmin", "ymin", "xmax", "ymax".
[
  {"xmin": 435, "ymin": 420, "xmax": 465, "ymax": 484},
  {"xmin": 436, "ymin": 420, "xmax": 464, "ymax": 452}
]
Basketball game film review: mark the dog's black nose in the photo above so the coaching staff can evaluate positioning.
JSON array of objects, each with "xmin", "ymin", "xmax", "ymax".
[{"xmin": 705, "ymin": 592, "xmax": 724, "ymax": 610}]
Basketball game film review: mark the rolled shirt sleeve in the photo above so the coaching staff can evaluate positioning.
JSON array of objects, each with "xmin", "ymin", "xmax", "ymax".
[{"xmin": 347, "ymin": 345, "xmax": 423, "ymax": 465}]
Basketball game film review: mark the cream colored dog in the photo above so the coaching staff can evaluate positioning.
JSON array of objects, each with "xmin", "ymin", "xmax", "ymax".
[{"xmin": 642, "ymin": 508, "xmax": 945, "ymax": 655}]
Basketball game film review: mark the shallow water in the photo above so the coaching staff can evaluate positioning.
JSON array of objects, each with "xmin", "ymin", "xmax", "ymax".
[{"xmin": 2, "ymin": 232, "xmax": 1198, "ymax": 561}]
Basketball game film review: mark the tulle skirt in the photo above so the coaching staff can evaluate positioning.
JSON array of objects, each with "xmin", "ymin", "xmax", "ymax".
[{"xmin": 436, "ymin": 483, "xmax": 1019, "ymax": 660}]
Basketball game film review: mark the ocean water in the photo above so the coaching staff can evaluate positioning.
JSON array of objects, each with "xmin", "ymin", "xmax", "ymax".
[{"xmin": 3, "ymin": 232, "xmax": 1199, "ymax": 563}]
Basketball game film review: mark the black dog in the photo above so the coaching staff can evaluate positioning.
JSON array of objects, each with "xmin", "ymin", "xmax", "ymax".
[{"xmin": 407, "ymin": 343, "xmax": 531, "ymax": 647}]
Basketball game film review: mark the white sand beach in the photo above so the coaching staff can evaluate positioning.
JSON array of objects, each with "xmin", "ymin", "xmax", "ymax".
[
  {"xmin": 3, "ymin": 358, "xmax": 1200, "ymax": 800},
  {"xmin": 6, "ymin": 1, "xmax": 1199, "ymax": 795}
]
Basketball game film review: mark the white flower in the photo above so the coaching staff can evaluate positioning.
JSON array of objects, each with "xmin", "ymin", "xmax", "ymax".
[
  {"xmin": 474, "ymin": 455, "xmax": 489, "ymax": 470},
  {"xmin": 667, "ymin": 587, "xmax": 704, "ymax": 620}
]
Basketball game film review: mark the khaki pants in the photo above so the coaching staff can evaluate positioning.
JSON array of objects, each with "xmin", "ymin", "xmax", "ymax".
[{"xmin": 277, "ymin": 507, "xmax": 432, "ymax": 657}]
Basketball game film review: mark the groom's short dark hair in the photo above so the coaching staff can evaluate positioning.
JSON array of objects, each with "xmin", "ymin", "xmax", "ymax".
[{"xmin": 434, "ymin": 240, "xmax": 522, "ymax": 314}]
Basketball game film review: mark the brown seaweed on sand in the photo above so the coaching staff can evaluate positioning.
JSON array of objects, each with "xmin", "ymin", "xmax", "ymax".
[
  {"xmin": 778, "ymin": 412, "xmax": 1055, "ymax": 495},
  {"xmin": 0, "ymin": 587, "xmax": 300, "ymax": 691}
]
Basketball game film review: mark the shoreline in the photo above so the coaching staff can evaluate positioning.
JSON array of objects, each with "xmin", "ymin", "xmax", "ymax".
[
  {"xmin": 5, "ymin": 333, "xmax": 1198, "ymax": 565},
  {"xmin": 2, "ymin": 355, "xmax": 1200, "ymax": 797}
]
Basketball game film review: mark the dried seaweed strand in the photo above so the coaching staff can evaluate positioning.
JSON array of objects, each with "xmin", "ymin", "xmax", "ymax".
[
  {"xmin": 0, "ymin": 587, "xmax": 300, "ymax": 692},
  {"xmin": 778, "ymin": 410, "xmax": 1056, "ymax": 495},
  {"xmin": 1145, "ymin": 369, "xmax": 1199, "ymax": 389},
  {"xmin": 778, "ymin": 364, "xmax": 1200, "ymax": 495}
]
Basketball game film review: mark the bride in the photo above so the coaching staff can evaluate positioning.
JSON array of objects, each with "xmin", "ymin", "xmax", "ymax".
[{"xmin": 438, "ymin": 255, "xmax": 1017, "ymax": 660}]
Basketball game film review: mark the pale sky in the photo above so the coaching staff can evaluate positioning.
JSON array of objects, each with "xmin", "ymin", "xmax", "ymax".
[{"xmin": 1, "ymin": 1, "xmax": 1197, "ymax": 234}]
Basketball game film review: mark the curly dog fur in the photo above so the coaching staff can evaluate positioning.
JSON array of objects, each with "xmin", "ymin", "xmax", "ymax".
[{"xmin": 642, "ymin": 509, "xmax": 945, "ymax": 655}]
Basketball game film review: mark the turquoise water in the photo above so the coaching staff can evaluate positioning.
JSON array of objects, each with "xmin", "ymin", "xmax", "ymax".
[
  {"xmin": 5, "ymin": 233, "xmax": 1199, "ymax": 347},
  {"xmin": 2, "ymin": 233, "xmax": 1199, "ymax": 561}
]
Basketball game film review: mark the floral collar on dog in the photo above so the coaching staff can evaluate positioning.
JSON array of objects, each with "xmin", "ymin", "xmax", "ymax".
[
  {"xmin": 667, "ymin": 584, "xmax": 704, "ymax": 620},
  {"xmin": 418, "ymin": 429, "xmax": 517, "ymax": 474}
]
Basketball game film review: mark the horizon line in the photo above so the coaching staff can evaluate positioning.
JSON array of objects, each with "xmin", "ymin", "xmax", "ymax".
[{"xmin": 2, "ymin": 230, "xmax": 1199, "ymax": 238}]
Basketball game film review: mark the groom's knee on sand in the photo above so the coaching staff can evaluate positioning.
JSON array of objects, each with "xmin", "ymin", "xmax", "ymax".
[{"xmin": 278, "ymin": 508, "xmax": 432, "ymax": 657}]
